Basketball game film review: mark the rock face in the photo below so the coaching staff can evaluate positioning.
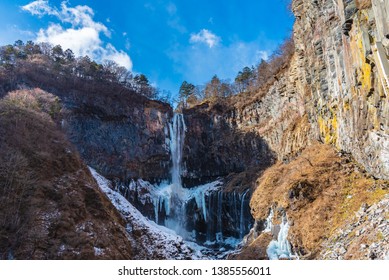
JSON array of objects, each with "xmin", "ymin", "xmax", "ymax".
[
  {"xmin": 182, "ymin": 104, "xmax": 275, "ymax": 186},
  {"xmin": 0, "ymin": 64, "xmax": 173, "ymax": 184},
  {"xmin": 320, "ymin": 194, "xmax": 389, "ymax": 260},
  {"xmin": 184, "ymin": 0, "xmax": 389, "ymax": 181},
  {"xmin": 62, "ymin": 90, "xmax": 172, "ymax": 183},
  {"xmin": 291, "ymin": 0, "xmax": 389, "ymax": 178}
]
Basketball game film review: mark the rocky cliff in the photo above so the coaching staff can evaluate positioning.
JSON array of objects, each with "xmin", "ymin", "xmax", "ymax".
[
  {"xmin": 0, "ymin": 89, "xmax": 135, "ymax": 259},
  {"xmin": 62, "ymin": 89, "xmax": 172, "ymax": 183},
  {"xmin": 0, "ymin": 62, "xmax": 173, "ymax": 183},
  {"xmin": 292, "ymin": 0, "xmax": 389, "ymax": 179},
  {"xmin": 183, "ymin": 0, "xmax": 389, "ymax": 259},
  {"xmin": 182, "ymin": 103, "xmax": 275, "ymax": 187},
  {"xmin": 185, "ymin": 0, "xmax": 388, "ymax": 180}
]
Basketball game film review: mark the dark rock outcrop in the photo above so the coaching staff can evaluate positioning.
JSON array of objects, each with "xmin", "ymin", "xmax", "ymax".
[
  {"xmin": 63, "ymin": 94, "xmax": 172, "ymax": 183},
  {"xmin": 182, "ymin": 104, "xmax": 275, "ymax": 186}
]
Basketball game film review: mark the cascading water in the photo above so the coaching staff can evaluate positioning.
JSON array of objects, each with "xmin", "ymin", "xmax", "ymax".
[
  {"xmin": 264, "ymin": 208, "xmax": 274, "ymax": 233},
  {"xmin": 168, "ymin": 113, "xmax": 186, "ymax": 193},
  {"xmin": 117, "ymin": 112, "xmax": 254, "ymax": 254},
  {"xmin": 153, "ymin": 113, "xmax": 188, "ymax": 232},
  {"xmin": 239, "ymin": 189, "xmax": 249, "ymax": 238}
]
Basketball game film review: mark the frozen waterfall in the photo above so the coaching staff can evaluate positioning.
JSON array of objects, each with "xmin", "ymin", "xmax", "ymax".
[
  {"xmin": 266, "ymin": 215, "xmax": 297, "ymax": 260},
  {"xmin": 117, "ymin": 112, "xmax": 253, "ymax": 250}
]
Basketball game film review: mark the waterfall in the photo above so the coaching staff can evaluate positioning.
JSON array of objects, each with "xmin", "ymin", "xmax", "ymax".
[
  {"xmin": 150, "ymin": 113, "xmax": 188, "ymax": 232},
  {"xmin": 239, "ymin": 189, "xmax": 249, "ymax": 239},
  {"xmin": 119, "ymin": 112, "xmax": 253, "ymax": 249},
  {"xmin": 168, "ymin": 113, "xmax": 186, "ymax": 191},
  {"xmin": 216, "ymin": 191, "xmax": 223, "ymax": 243}
]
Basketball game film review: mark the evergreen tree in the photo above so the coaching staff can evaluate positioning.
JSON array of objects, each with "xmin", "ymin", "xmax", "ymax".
[{"xmin": 179, "ymin": 81, "xmax": 195, "ymax": 106}]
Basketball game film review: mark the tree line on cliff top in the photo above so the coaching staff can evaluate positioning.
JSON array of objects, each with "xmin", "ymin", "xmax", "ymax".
[
  {"xmin": 0, "ymin": 40, "xmax": 164, "ymax": 101},
  {"xmin": 178, "ymin": 36, "xmax": 294, "ymax": 108},
  {"xmin": 0, "ymin": 36, "xmax": 294, "ymax": 107}
]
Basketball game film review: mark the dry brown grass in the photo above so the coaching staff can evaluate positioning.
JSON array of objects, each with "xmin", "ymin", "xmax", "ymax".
[
  {"xmin": 250, "ymin": 144, "xmax": 388, "ymax": 258},
  {"xmin": 228, "ymin": 233, "xmax": 272, "ymax": 260},
  {"xmin": 356, "ymin": 0, "xmax": 372, "ymax": 9},
  {"xmin": 0, "ymin": 90, "xmax": 134, "ymax": 259}
]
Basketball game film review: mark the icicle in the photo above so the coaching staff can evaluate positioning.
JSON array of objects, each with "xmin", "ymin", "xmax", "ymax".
[
  {"xmin": 264, "ymin": 208, "xmax": 274, "ymax": 233},
  {"xmin": 239, "ymin": 189, "xmax": 249, "ymax": 239},
  {"xmin": 154, "ymin": 197, "xmax": 159, "ymax": 224},
  {"xmin": 266, "ymin": 215, "xmax": 297, "ymax": 260},
  {"xmin": 216, "ymin": 191, "xmax": 223, "ymax": 243},
  {"xmin": 233, "ymin": 191, "xmax": 238, "ymax": 231}
]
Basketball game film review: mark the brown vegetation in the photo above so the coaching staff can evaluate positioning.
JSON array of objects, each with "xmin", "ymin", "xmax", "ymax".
[
  {"xmin": 249, "ymin": 144, "xmax": 388, "ymax": 258},
  {"xmin": 356, "ymin": 0, "xmax": 372, "ymax": 9},
  {"xmin": 0, "ymin": 89, "xmax": 134, "ymax": 259},
  {"xmin": 228, "ymin": 233, "xmax": 272, "ymax": 260},
  {"xmin": 181, "ymin": 36, "xmax": 295, "ymax": 109}
]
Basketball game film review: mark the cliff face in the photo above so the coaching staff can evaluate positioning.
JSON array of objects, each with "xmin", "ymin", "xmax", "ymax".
[
  {"xmin": 292, "ymin": 0, "xmax": 389, "ymax": 178},
  {"xmin": 182, "ymin": 104, "xmax": 275, "ymax": 186},
  {"xmin": 183, "ymin": 0, "xmax": 389, "ymax": 259},
  {"xmin": 0, "ymin": 63, "xmax": 174, "ymax": 183},
  {"xmin": 185, "ymin": 0, "xmax": 388, "ymax": 181},
  {"xmin": 62, "ymin": 91, "xmax": 172, "ymax": 183}
]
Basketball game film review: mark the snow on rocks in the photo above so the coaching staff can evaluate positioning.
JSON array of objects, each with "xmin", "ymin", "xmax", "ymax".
[
  {"xmin": 320, "ymin": 194, "xmax": 389, "ymax": 260},
  {"xmin": 89, "ymin": 167, "xmax": 210, "ymax": 259}
]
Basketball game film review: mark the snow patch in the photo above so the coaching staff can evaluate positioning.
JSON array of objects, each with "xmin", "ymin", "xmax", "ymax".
[
  {"xmin": 93, "ymin": 247, "xmax": 104, "ymax": 256},
  {"xmin": 264, "ymin": 208, "xmax": 274, "ymax": 233},
  {"xmin": 89, "ymin": 167, "xmax": 210, "ymax": 259}
]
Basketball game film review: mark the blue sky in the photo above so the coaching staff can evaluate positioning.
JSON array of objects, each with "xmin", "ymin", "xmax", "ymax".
[{"xmin": 0, "ymin": 0, "xmax": 294, "ymax": 96}]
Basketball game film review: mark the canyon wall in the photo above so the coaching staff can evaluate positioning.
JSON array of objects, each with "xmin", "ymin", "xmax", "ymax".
[
  {"xmin": 182, "ymin": 104, "xmax": 275, "ymax": 186},
  {"xmin": 227, "ymin": 0, "xmax": 389, "ymax": 259},
  {"xmin": 292, "ymin": 0, "xmax": 389, "ymax": 178},
  {"xmin": 184, "ymin": 0, "xmax": 388, "ymax": 181},
  {"xmin": 62, "ymin": 92, "xmax": 172, "ymax": 183}
]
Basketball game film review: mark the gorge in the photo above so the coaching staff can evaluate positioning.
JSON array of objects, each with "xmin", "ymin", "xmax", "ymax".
[{"xmin": 0, "ymin": 0, "xmax": 388, "ymax": 260}]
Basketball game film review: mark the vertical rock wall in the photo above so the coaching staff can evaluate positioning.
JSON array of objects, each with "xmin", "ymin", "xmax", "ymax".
[
  {"xmin": 185, "ymin": 0, "xmax": 388, "ymax": 180},
  {"xmin": 292, "ymin": 0, "xmax": 389, "ymax": 178}
]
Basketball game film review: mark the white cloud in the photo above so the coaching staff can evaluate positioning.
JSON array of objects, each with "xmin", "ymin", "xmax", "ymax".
[
  {"xmin": 190, "ymin": 29, "xmax": 221, "ymax": 48},
  {"xmin": 37, "ymin": 24, "xmax": 100, "ymax": 56},
  {"xmin": 21, "ymin": 1, "xmax": 132, "ymax": 69},
  {"xmin": 21, "ymin": 0, "xmax": 57, "ymax": 17},
  {"xmin": 101, "ymin": 44, "xmax": 132, "ymax": 69}
]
